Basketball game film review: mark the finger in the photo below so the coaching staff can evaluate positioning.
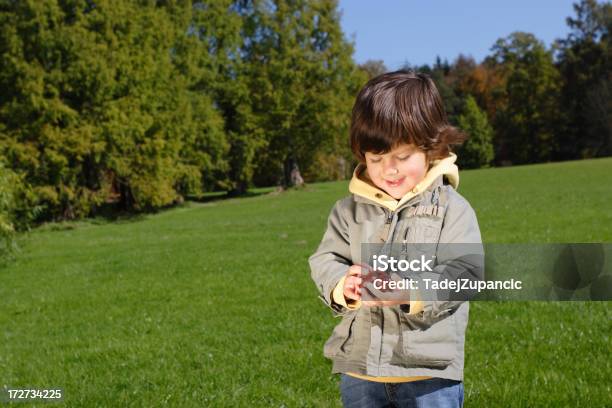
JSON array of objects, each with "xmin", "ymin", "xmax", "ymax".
[{"xmin": 345, "ymin": 280, "xmax": 363, "ymax": 296}]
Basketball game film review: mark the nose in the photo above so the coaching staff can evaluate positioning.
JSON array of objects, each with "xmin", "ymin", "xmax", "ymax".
[{"xmin": 383, "ymin": 158, "xmax": 399, "ymax": 176}]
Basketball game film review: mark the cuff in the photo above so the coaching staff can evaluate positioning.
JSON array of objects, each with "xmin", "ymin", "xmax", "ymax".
[
  {"xmin": 332, "ymin": 275, "xmax": 361, "ymax": 310},
  {"xmin": 407, "ymin": 300, "xmax": 424, "ymax": 315},
  {"xmin": 406, "ymin": 284, "xmax": 424, "ymax": 315}
]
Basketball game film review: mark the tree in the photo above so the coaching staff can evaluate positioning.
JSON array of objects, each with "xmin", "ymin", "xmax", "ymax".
[
  {"xmin": 554, "ymin": 0, "xmax": 612, "ymax": 159},
  {"xmin": 429, "ymin": 62, "xmax": 463, "ymax": 123},
  {"xmin": 0, "ymin": 1, "xmax": 229, "ymax": 220},
  {"xmin": 359, "ymin": 59, "xmax": 387, "ymax": 79},
  {"xmin": 185, "ymin": 0, "xmax": 260, "ymax": 196},
  {"xmin": 456, "ymin": 95, "xmax": 494, "ymax": 168},
  {"xmin": 0, "ymin": 0, "xmax": 368, "ymax": 225},
  {"xmin": 0, "ymin": 157, "xmax": 38, "ymax": 262},
  {"xmin": 448, "ymin": 55, "xmax": 506, "ymax": 123},
  {"xmin": 242, "ymin": 0, "xmax": 364, "ymax": 188},
  {"xmin": 0, "ymin": 160, "xmax": 17, "ymax": 261},
  {"xmin": 490, "ymin": 32, "xmax": 562, "ymax": 164}
]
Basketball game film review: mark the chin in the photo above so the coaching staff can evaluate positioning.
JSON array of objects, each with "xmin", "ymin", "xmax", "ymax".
[{"xmin": 382, "ymin": 187, "xmax": 409, "ymax": 199}]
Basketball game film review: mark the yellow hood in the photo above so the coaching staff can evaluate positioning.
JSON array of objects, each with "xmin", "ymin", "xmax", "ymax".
[{"xmin": 348, "ymin": 153, "xmax": 459, "ymax": 211}]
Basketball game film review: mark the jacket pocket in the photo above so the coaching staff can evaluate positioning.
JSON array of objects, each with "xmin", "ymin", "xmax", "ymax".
[
  {"xmin": 398, "ymin": 312, "xmax": 458, "ymax": 368},
  {"xmin": 411, "ymin": 217, "xmax": 442, "ymax": 243},
  {"xmin": 409, "ymin": 218, "xmax": 442, "ymax": 260},
  {"xmin": 323, "ymin": 313, "xmax": 357, "ymax": 359}
]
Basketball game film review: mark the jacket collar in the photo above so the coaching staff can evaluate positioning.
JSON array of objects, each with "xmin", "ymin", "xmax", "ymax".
[{"xmin": 348, "ymin": 153, "xmax": 460, "ymax": 212}]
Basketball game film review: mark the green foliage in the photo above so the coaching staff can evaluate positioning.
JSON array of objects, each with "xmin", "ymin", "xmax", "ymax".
[
  {"xmin": 0, "ymin": 161, "xmax": 17, "ymax": 261},
  {"xmin": 186, "ymin": 0, "xmax": 253, "ymax": 194},
  {"xmin": 0, "ymin": 160, "xmax": 38, "ymax": 261},
  {"xmin": 456, "ymin": 96, "xmax": 494, "ymax": 169},
  {"xmin": 554, "ymin": 0, "xmax": 612, "ymax": 159},
  {"xmin": 0, "ymin": 0, "xmax": 364, "ymax": 222},
  {"xmin": 1, "ymin": 0, "xmax": 610, "ymax": 228},
  {"xmin": 0, "ymin": 0, "xmax": 228, "ymax": 220},
  {"xmin": 302, "ymin": 151, "xmax": 353, "ymax": 182},
  {"xmin": 241, "ymin": 0, "xmax": 365, "ymax": 188},
  {"xmin": 490, "ymin": 32, "xmax": 562, "ymax": 164},
  {"xmin": 358, "ymin": 59, "xmax": 387, "ymax": 79}
]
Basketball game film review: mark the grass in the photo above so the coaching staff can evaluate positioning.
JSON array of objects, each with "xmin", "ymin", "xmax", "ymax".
[{"xmin": 1, "ymin": 157, "xmax": 611, "ymax": 407}]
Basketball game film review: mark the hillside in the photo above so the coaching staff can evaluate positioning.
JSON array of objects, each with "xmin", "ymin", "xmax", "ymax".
[{"xmin": 1, "ymin": 158, "xmax": 611, "ymax": 406}]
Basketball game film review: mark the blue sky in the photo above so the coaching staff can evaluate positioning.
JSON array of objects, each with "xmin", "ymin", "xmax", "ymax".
[{"xmin": 338, "ymin": 0, "xmax": 579, "ymax": 69}]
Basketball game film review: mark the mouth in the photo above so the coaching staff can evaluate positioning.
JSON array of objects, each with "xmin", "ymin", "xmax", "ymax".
[{"xmin": 384, "ymin": 177, "xmax": 405, "ymax": 188}]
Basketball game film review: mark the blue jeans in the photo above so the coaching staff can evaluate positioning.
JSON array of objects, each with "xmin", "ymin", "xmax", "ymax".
[{"xmin": 340, "ymin": 374, "xmax": 464, "ymax": 408}]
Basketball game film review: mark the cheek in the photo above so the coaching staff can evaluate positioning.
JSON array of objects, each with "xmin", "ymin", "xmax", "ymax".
[
  {"xmin": 366, "ymin": 165, "xmax": 382, "ymax": 180},
  {"xmin": 404, "ymin": 162, "xmax": 427, "ymax": 179}
]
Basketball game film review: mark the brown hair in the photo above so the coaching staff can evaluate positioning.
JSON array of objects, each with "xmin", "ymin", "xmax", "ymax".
[{"xmin": 350, "ymin": 70, "xmax": 466, "ymax": 163}]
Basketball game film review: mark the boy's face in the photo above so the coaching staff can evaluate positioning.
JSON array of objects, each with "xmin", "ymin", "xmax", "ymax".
[{"xmin": 364, "ymin": 143, "xmax": 428, "ymax": 200}]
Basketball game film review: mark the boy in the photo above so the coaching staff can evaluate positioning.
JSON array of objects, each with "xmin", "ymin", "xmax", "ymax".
[{"xmin": 309, "ymin": 71, "xmax": 483, "ymax": 407}]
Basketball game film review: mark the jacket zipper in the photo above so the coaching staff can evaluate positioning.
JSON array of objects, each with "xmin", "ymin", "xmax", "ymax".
[
  {"xmin": 385, "ymin": 210, "xmax": 394, "ymax": 224},
  {"xmin": 379, "ymin": 209, "xmax": 395, "ymax": 243}
]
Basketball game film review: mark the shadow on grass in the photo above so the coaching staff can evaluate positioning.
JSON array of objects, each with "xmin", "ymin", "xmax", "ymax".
[
  {"xmin": 36, "ymin": 207, "xmax": 148, "ymax": 231},
  {"xmin": 28, "ymin": 185, "xmax": 301, "ymax": 234},
  {"xmin": 186, "ymin": 186, "xmax": 279, "ymax": 204},
  {"xmin": 87, "ymin": 188, "xmax": 275, "ymax": 223},
  {"xmin": 38, "ymin": 189, "xmax": 274, "ymax": 228}
]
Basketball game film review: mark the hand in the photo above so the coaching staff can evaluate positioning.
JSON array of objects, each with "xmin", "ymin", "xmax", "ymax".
[
  {"xmin": 343, "ymin": 264, "xmax": 411, "ymax": 307},
  {"xmin": 361, "ymin": 270, "xmax": 410, "ymax": 307},
  {"xmin": 343, "ymin": 264, "xmax": 364, "ymax": 303}
]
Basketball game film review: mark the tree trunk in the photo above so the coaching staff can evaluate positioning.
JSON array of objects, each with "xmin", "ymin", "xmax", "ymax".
[
  {"xmin": 283, "ymin": 155, "xmax": 304, "ymax": 188},
  {"xmin": 119, "ymin": 181, "xmax": 134, "ymax": 211},
  {"xmin": 227, "ymin": 181, "xmax": 248, "ymax": 197}
]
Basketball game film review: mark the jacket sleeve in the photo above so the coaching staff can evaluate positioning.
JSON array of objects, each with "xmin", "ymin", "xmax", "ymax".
[
  {"xmin": 308, "ymin": 199, "xmax": 356, "ymax": 317},
  {"xmin": 409, "ymin": 193, "xmax": 484, "ymax": 325}
]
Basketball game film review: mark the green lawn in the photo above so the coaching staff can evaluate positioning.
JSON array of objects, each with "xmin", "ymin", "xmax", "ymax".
[{"xmin": 1, "ymin": 158, "xmax": 611, "ymax": 407}]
